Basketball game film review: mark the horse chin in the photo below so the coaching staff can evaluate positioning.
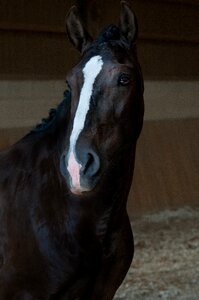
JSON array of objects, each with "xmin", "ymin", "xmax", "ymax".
[
  {"xmin": 70, "ymin": 186, "xmax": 93, "ymax": 196},
  {"xmin": 70, "ymin": 179, "xmax": 98, "ymax": 196}
]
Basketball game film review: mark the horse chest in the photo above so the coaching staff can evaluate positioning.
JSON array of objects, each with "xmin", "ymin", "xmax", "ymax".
[
  {"xmin": 0, "ymin": 202, "xmax": 103, "ymax": 299},
  {"xmin": 32, "ymin": 216, "xmax": 103, "ymax": 293}
]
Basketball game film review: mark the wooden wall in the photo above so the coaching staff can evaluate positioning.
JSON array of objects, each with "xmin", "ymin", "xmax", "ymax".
[{"xmin": 128, "ymin": 119, "xmax": 199, "ymax": 215}]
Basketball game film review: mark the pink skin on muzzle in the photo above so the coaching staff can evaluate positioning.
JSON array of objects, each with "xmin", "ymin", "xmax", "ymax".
[{"xmin": 67, "ymin": 151, "xmax": 83, "ymax": 195}]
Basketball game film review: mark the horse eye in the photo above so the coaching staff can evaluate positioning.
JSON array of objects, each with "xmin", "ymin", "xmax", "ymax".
[{"xmin": 118, "ymin": 74, "xmax": 130, "ymax": 86}]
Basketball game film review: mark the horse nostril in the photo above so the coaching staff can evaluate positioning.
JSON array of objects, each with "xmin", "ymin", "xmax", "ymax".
[
  {"xmin": 83, "ymin": 153, "xmax": 94, "ymax": 174},
  {"xmin": 82, "ymin": 151, "xmax": 100, "ymax": 178}
]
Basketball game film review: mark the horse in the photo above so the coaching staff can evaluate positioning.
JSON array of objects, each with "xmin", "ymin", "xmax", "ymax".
[{"xmin": 0, "ymin": 2, "xmax": 144, "ymax": 299}]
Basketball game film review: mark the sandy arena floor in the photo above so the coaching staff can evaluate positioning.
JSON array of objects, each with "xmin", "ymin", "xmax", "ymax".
[{"xmin": 115, "ymin": 207, "xmax": 199, "ymax": 300}]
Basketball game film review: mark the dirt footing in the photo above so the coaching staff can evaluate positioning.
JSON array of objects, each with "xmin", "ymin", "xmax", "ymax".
[{"xmin": 115, "ymin": 207, "xmax": 199, "ymax": 300}]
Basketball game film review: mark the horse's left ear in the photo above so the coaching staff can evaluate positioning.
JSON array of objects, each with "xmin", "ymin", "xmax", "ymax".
[
  {"xmin": 119, "ymin": 1, "xmax": 138, "ymax": 45},
  {"xmin": 66, "ymin": 6, "xmax": 93, "ymax": 53}
]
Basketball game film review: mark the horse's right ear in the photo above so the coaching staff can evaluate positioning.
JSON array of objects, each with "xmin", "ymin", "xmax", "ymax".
[{"xmin": 66, "ymin": 6, "xmax": 93, "ymax": 53}]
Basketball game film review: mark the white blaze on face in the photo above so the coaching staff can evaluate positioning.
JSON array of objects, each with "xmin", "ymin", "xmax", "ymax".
[{"xmin": 67, "ymin": 55, "xmax": 103, "ymax": 193}]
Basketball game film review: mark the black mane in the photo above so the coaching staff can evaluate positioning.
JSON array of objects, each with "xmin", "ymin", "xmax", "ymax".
[{"xmin": 31, "ymin": 88, "xmax": 70, "ymax": 133}]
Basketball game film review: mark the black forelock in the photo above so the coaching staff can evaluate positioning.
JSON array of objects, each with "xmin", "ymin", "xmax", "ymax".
[
  {"xmin": 93, "ymin": 24, "xmax": 130, "ymax": 52},
  {"xmin": 96, "ymin": 25, "xmax": 121, "ymax": 43}
]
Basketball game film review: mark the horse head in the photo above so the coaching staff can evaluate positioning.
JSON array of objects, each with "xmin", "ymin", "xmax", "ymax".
[{"xmin": 60, "ymin": 2, "xmax": 144, "ymax": 196}]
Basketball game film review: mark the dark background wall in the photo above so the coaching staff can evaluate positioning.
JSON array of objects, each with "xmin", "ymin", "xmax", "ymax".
[{"xmin": 0, "ymin": 0, "xmax": 198, "ymax": 79}]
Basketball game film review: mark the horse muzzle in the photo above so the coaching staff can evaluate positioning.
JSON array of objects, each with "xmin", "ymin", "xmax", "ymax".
[{"xmin": 60, "ymin": 146, "xmax": 101, "ymax": 195}]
